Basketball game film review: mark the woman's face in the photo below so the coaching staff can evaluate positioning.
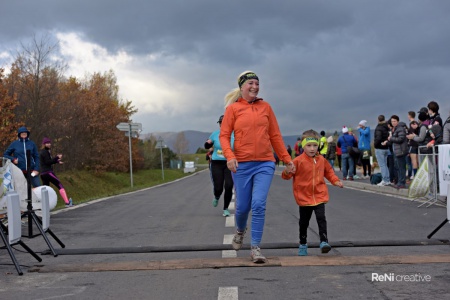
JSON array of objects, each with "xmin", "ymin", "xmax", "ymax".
[
  {"xmin": 391, "ymin": 119, "xmax": 398, "ymax": 127},
  {"xmin": 240, "ymin": 79, "xmax": 259, "ymax": 101},
  {"xmin": 411, "ymin": 123, "xmax": 418, "ymax": 129}
]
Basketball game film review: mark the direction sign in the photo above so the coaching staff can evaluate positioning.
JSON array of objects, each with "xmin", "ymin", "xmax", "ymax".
[{"xmin": 116, "ymin": 122, "xmax": 142, "ymax": 132}]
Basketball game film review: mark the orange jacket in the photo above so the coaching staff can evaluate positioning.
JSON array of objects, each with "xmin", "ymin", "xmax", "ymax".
[
  {"xmin": 281, "ymin": 153, "xmax": 340, "ymax": 206},
  {"xmin": 219, "ymin": 98, "xmax": 291, "ymax": 164}
]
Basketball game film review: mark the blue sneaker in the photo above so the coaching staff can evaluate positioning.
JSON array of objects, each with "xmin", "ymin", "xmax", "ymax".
[
  {"xmin": 223, "ymin": 209, "xmax": 230, "ymax": 217},
  {"xmin": 65, "ymin": 198, "xmax": 73, "ymax": 208},
  {"xmin": 320, "ymin": 241, "xmax": 331, "ymax": 253},
  {"xmin": 298, "ymin": 244, "xmax": 308, "ymax": 256},
  {"xmin": 212, "ymin": 198, "xmax": 219, "ymax": 207}
]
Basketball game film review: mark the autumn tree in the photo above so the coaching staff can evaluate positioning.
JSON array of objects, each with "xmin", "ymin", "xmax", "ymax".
[{"xmin": 0, "ymin": 68, "xmax": 24, "ymax": 150}]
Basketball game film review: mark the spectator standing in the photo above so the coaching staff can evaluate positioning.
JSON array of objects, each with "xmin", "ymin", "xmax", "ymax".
[
  {"xmin": 294, "ymin": 137, "xmax": 301, "ymax": 157},
  {"xmin": 428, "ymin": 101, "xmax": 442, "ymax": 127},
  {"xmin": 220, "ymin": 71, "xmax": 294, "ymax": 263},
  {"xmin": 406, "ymin": 111, "xmax": 416, "ymax": 181},
  {"xmin": 383, "ymin": 115, "xmax": 408, "ymax": 189},
  {"xmin": 374, "ymin": 115, "xmax": 390, "ymax": 186},
  {"xmin": 408, "ymin": 121, "xmax": 420, "ymax": 179},
  {"xmin": 337, "ymin": 126, "xmax": 357, "ymax": 180},
  {"xmin": 318, "ymin": 131, "xmax": 328, "ymax": 157},
  {"xmin": 287, "ymin": 145, "xmax": 293, "ymax": 158},
  {"xmin": 357, "ymin": 120, "xmax": 371, "ymax": 179},
  {"xmin": 336, "ymin": 143, "xmax": 342, "ymax": 171},
  {"xmin": 325, "ymin": 136, "xmax": 336, "ymax": 168},
  {"xmin": 443, "ymin": 113, "xmax": 450, "ymax": 144},
  {"xmin": 3, "ymin": 126, "xmax": 41, "ymax": 187},
  {"xmin": 348, "ymin": 128, "xmax": 360, "ymax": 179}
]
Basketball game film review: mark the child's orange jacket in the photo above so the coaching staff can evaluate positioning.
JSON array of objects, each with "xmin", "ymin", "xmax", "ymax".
[{"xmin": 282, "ymin": 153, "xmax": 340, "ymax": 206}]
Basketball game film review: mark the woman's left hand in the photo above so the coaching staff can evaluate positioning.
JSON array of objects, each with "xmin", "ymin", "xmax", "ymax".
[{"xmin": 227, "ymin": 159, "xmax": 238, "ymax": 173}]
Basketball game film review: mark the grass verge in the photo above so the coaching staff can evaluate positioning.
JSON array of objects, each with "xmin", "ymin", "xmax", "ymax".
[{"xmin": 55, "ymin": 168, "xmax": 205, "ymax": 210}]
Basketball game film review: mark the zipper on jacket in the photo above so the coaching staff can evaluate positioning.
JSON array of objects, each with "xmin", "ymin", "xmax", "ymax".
[
  {"xmin": 22, "ymin": 139, "xmax": 27, "ymax": 171},
  {"xmin": 312, "ymin": 156, "xmax": 316, "ymax": 204}
]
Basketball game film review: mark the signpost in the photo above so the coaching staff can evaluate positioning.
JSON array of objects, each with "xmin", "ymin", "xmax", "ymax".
[
  {"xmin": 116, "ymin": 122, "xmax": 142, "ymax": 187},
  {"xmin": 156, "ymin": 136, "xmax": 167, "ymax": 180}
]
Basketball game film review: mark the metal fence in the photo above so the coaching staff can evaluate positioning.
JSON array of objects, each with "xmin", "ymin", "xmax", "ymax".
[{"xmin": 417, "ymin": 145, "xmax": 440, "ymax": 207}]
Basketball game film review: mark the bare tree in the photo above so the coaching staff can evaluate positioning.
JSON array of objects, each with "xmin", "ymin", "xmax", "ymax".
[
  {"xmin": 9, "ymin": 34, "xmax": 67, "ymax": 140},
  {"xmin": 174, "ymin": 131, "xmax": 189, "ymax": 158}
]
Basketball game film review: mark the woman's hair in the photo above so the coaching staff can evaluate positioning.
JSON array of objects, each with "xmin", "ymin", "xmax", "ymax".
[
  {"xmin": 224, "ymin": 70, "xmax": 255, "ymax": 108},
  {"xmin": 410, "ymin": 120, "xmax": 418, "ymax": 126},
  {"xmin": 301, "ymin": 129, "xmax": 320, "ymax": 141},
  {"xmin": 390, "ymin": 115, "xmax": 399, "ymax": 122}
]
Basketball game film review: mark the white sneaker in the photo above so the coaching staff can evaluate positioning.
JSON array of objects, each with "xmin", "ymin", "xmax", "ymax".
[
  {"xmin": 377, "ymin": 181, "xmax": 385, "ymax": 186},
  {"xmin": 410, "ymin": 175, "xmax": 414, "ymax": 180}
]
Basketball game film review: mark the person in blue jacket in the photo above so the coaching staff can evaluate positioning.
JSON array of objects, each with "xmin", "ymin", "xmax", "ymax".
[
  {"xmin": 205, "ymin": 115, "xmax": 234, "ymax": 217},
  {"xmin": 357, "ymin": 120, "xmax": 372, "ymax": 178},
  {"xmin": 3, "ymin": 126, "xmax": 41, "ymax": 187}
]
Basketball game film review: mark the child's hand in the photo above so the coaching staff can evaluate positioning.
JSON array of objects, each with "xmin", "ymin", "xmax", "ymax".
[
  {"xmin": 335, "ymin": 181, "xmax": 343, "ymax": 188},
  {"xmin": 285, "ymin": 161, "xmax": 295, "ymax": 174}
]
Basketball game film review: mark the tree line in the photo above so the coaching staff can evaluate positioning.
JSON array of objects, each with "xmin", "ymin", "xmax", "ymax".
[{"xmin": 0, "ymin": 35, "xmax": 178, "ymax": 173}]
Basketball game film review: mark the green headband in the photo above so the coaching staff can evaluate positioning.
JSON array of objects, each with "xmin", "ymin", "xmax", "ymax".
[
  {"xmin": 301, "ymin": 137, "xmax": 319, "ymax": 148},
  {"xmin": 238, "ymin": 72, "xmax": 259, "ymax": 88}
]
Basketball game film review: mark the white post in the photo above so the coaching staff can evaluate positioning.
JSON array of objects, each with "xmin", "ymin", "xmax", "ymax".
[
  {"xmin": 158, "ymin": 136, "xmax": 165, "ymax": 181},
  {"xmin": 129, "ymin": 123, "xmax": 133, "ymax": 188}
]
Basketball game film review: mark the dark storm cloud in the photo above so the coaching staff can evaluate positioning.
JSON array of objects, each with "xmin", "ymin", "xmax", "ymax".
[{"xmin": 1, "ymin": 0, "xmax": 450, "ymax": 135}]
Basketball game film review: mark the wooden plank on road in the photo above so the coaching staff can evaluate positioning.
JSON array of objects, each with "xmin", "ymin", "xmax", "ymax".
[{"xmin": 30, "ymin": 254, "xmax": 450, "ymax": 273}]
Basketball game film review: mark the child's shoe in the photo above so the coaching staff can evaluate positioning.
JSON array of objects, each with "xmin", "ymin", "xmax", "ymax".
[
  {"xmin": 212, "ymin": 197, "xmax": 219, "ymax": 207},
  {"xmin": 223, "ymin": 209, "xmax": 230, "ymax": 217},
  {"xmin": 320, "ymin": 241, "xmax": 331, "ymax": 253},
  {"xmin": 298, "ymin": 244, "xmax": 308, "ymax": 256}
]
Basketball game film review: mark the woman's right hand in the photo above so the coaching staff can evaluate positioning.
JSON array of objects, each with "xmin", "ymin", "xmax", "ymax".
[{"xmin": 227, "ymin": 159, "xmax": 238, "ymax": 173}]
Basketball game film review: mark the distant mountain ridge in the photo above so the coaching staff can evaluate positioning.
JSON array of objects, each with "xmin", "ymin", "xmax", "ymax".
[
  {"xmin": 141, "ymin": 130, "xmax": 302, "ymax": 154},
  {"xmin": 141, "ymin": 129, "xmax": 375, "ymax": 154}
]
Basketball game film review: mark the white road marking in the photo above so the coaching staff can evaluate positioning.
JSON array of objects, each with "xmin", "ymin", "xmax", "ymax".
[
  {"xmin": 218, "ymin": 287, "xmax": 238, "ymax": 300},
  {"xmin": 223, "ymin": 234, "xmax": 234, "ymax": 244},
  {"xmin": 222, "ymin": 250, "xmax": 237, "ymax": 258},
  {"xmin": 228, "ymin": 202, "xmax": 235, "ymax": 210},
  {"xmin": 225, "ymin": 215, "xmax": 235, "ymax": 227}
]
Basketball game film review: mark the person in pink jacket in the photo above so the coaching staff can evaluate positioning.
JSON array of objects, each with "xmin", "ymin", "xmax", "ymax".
[{"xmin": 220, "ymin": 71, "xmax": 294, "ymax": 263}]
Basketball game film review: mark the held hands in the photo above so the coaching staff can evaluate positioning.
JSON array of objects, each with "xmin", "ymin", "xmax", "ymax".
[
  {"xmin": 227, "ymin": 159, "xmax": 238, "ymax": 173},
  {"xmin": 12, "ymin": 158, "xmax": 18, "ymax": 164},
  {"xmin": 284, "ymin": 161, "xmax": 296, "ymax": 174}
]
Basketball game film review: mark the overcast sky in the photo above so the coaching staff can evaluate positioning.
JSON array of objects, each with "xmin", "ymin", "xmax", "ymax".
[{"xmin": 1, "ymin": 0, "xmax": 450, "ymax": 136}]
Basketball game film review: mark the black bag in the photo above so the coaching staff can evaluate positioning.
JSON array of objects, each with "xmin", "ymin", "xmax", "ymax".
[{"xmin": 347, "ymin": 146, "xmax": 360, "ymax": 156}]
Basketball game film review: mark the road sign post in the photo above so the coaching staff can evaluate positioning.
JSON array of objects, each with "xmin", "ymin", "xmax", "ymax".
[
  {"xmin": 116, "ymin": 122, "xmax": 142, "ymax": 188},
  {"xmin": 156, "ymin": 136, "xmax": 167, "ymax": 180}
]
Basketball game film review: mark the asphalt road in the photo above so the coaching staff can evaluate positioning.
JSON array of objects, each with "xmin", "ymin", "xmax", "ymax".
[{"xmin": 1, "ymin": 168, "xmax": 450, "ymax": 300}]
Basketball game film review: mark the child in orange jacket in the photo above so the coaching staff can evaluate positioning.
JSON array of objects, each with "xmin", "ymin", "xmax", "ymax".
[{"xmin": 282, "ymin": 129, "xmax": 343, "ymax": 256}]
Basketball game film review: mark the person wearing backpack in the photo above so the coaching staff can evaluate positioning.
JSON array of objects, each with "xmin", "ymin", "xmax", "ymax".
[{"xmin": 337, "ymin": 126, "xmax": 357, "ymax": 180}]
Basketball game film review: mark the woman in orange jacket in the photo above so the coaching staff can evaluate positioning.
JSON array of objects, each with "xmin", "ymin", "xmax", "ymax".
[
  {"xmin": 282, "ymin": 129, "xmax": 343, "ymax": 256},
  {"xmin": 219, "ymin": 71, "xmax": 294, "ymax": 263}
]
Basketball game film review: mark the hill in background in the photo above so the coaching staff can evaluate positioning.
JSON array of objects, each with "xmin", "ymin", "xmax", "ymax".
[{"xmin": 141, "ymin": 129, "xmax": 375, "ymax": 154}]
